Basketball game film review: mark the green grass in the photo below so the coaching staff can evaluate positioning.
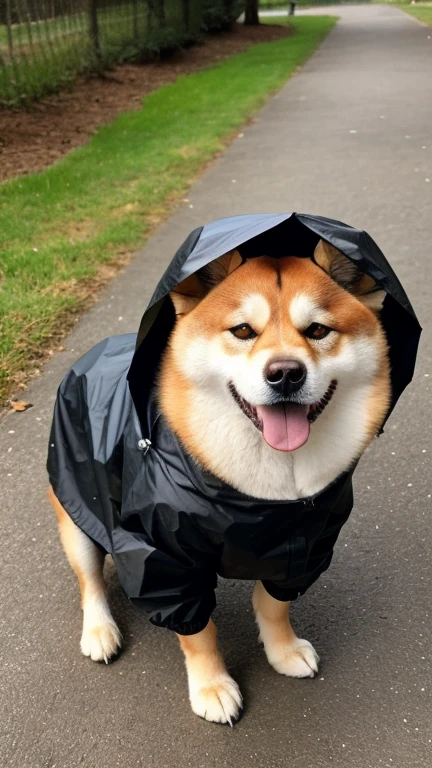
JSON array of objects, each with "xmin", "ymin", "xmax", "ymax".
[
  {"xmin": 260, "ymin": 0, "xmax": 293, "ymax": 6},
  {"xmin": 259, "ymin": 0, "xmax": 370, "ymax": 7},
  {"xmin": 0, "ymin": 16, "xmax": 336, "ymax": 403},
  {"xmin": 371, "ymin": 0, "xmax": 432, "ymax": 25},
  {"xmin": 398, "ymin": 2, "xmax": 432, "ymax": 24}
]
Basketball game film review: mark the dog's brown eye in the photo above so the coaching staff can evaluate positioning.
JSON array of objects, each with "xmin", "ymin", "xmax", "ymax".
[
  {"xmin": 304, "ymin": 323, "xmax": 332, "ymax": 340},
  {"xmin": 230, "ymin": 323, "xmax": 257, "ymax": 341}
]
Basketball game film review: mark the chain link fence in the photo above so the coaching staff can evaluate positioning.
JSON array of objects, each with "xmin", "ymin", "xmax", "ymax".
[{"xmin": 1, "ymin": 1, "xmax": 244, "ymax": 105}]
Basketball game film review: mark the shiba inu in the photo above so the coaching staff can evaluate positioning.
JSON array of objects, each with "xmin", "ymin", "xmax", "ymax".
[{"xmin": 48, "ymin": 214, "xmax": 419, "ymax": 726}]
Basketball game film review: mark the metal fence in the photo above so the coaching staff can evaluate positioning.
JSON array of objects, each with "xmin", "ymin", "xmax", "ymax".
[{"xmin": 0, "ymin": 0, "xmax": 207, "ymax": 104}]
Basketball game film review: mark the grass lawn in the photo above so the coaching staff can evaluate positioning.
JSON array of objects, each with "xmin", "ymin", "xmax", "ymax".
[
  {"xmin": 369, "ymin": 0, "xmax": 432, "ymax": 25},
  {"xmin": 398, "ymin": 2, "xmax": 432, "ymax": 24},
  {"xmin": 259, "ymin": 0, "xmax": 364, "ymax": 6},
  {"xmin": 0, "ymin": 16, "xmax": 336, "ymax": 404},
  {"xmin": 259, "ymin": 0, "xmax": 432, "ymax": 16}
]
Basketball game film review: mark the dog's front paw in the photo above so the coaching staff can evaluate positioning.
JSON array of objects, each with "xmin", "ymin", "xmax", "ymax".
[
  {"xmin": 189, "ymin": 673, "xmax": 243, "ymax": 725},
  {"xmin": 80, "ymin": 621, "xmax": 122, "ymax": 663},
  {"xmin": 266, "ymin": 638, "xmax": 319, "ymax": 678}
]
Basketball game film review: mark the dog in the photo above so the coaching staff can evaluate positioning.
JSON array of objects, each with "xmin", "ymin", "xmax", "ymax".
[{"xmin": 49, "ymin": 237, "xmax": 392, "ymax": 725}]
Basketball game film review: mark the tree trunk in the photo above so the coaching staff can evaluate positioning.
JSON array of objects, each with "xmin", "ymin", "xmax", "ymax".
[
  {"xmin": 132, "ymin": 0, "xmax": 139, "ymax": 41},
  {"xmin": 183, "ymin": 0, "xmax": 190, "ymax": 32},
  {"xmin": 88, "ymin": 0, "xmax": 102, "ymax": 67},
  {"xmin": 244, "ymin": 0, "xmax": 259, "ymax": 26},
  {"xmin": 5, "ymin": 0, "xmax": 14, "ymax": 57}
]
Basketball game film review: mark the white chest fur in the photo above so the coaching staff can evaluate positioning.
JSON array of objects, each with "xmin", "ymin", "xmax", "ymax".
[{"xmin": 186, "ymin": 382, "xmax": 372, "ymax": 500}]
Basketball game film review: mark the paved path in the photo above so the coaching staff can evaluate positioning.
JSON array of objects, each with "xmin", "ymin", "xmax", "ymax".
[{"xmin": 1, "ymin": 6, "xmax": 431, "ymax": 767}]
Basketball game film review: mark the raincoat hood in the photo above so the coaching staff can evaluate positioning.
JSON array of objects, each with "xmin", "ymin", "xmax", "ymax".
[
  {"xmin": 128, "ymin": 213, "xmax": 420, "ymax": 433},
  {"xmin": 48, "ymin": 214, "xmax": 421, "ymax": 635}
]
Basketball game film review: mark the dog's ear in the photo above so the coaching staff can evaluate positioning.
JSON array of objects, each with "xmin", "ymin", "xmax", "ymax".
[
  {"xmin": 169, "ymin": 273, "xmax": 205, "ymax": 317},
  {"xmin": 313, "ymin": 240, "xmax": 385, "ymax": 312},
  {"xmin": 197, "ymin": 249, "xmax": 243, "ymax": 293},
  {"xmin": 170, "ymin": 250, "xmax": 242, "ymax": 317}
]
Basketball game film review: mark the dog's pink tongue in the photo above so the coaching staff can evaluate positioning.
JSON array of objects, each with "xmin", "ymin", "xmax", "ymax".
[{"xmin": 256, "ymin": 403, "xmax": 310, "ymax": 452}]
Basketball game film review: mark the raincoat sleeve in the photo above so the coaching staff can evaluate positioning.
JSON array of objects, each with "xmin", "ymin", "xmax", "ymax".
[
  {"xmin": 114, "ymin": 469, "xmax": 219, "ymax": 635},
  {"xmin": 125, "ymin": 549, "xmax": 218, "ymax": 636},
  {"xmin": 113, "ymin": 418, "xmax": 220, "ymax": 635}
]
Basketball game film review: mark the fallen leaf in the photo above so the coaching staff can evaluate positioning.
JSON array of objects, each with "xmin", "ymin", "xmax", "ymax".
[{"xmin": 9, "ymin": 400, "xmax": 33, "ymax": 412}]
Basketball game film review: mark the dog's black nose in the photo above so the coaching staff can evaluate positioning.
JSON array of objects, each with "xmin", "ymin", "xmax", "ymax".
[{"xmin": 265, "ymin": 359, "xmax": 307, "ymax": 396}]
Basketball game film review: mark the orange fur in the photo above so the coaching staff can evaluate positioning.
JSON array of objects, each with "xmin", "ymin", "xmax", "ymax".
[
  {"xmin": 159, "ymin": 255, "xmax": 390, "ymax": 472},
  {"xmin": 178, "ymin": 620, "xmax": 243, "ymax": 723},
  {"xmin": 49, "ymin": 485, "xmax": 100, "ymax": 604},
  {"xmin": 49, "ymin": 486, "xmax": 122, "ymax": 662},
  {"xmin": 252, "ymin": 582, "xmax": 319, "ymax": 678},
  {"xmin": 178, "ymin": 620, "xmax": 225, "ymax": 675}
]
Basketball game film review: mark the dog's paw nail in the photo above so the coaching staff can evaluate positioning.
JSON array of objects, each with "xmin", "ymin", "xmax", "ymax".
[
  {"xmin": 190, "ymin": 675, "xmax": 243, "ymax": 724},
  {"xmin": 80, "ymin": 622, "xmax": 122, "ymax": 663},
  {"xmin": 268, "ymin": 638, "xmax": 319, "ymax": 678}
]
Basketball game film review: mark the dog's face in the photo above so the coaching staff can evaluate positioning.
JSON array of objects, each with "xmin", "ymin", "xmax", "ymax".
[{"xmin": 160, "ymin": 241, "xmax": 391, "ymax": 498}]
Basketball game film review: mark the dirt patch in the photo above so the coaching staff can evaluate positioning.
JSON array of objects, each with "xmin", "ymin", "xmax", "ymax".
[{"xmin": 0, "ymin": 24, "xmax": 290, "ymax": 183}]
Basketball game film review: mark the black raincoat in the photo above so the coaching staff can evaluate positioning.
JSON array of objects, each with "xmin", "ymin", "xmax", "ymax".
[{"xmin": 47, "ymin": 214, "xmax": 421, "ymax": 635}]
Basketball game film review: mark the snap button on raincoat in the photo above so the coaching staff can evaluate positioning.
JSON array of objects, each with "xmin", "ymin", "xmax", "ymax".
[{"xmin": 47, "ymin": 213, "xmax": 421, "ymax": 635}]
